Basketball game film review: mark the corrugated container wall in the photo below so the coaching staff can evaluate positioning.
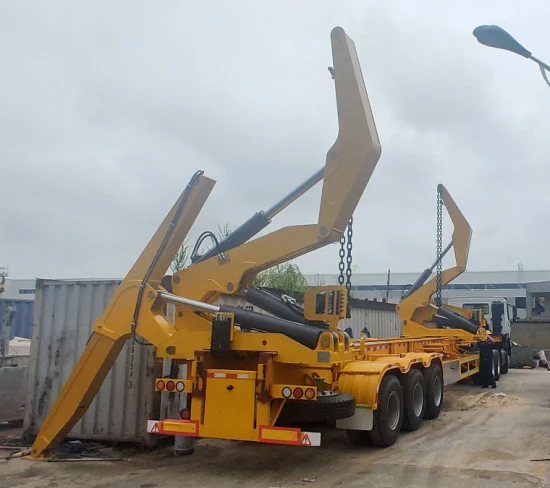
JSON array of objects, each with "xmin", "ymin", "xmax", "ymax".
[
  {"xmin": 0, "ymin": 299, "xmax": 34, "ymax": 339},
  {"xmin": 340, "ymin": 305, "xmax": 403, "ymax": 339},
  {"xmin": 24, "ymin": 279, "xmax": 158, "ymax": 444}
]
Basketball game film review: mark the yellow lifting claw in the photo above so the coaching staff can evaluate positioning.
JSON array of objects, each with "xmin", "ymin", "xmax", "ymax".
[{"xmin": 397, "ymin": 183, "xmax": 476, "ymax": 341}]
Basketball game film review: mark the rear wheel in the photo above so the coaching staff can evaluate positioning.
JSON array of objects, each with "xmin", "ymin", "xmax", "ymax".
[
  {"xmin": 402, "ymin": 369, "xmax": 425, "ymax": 432},
  {"xmin": 369, "ymin": 374, "xmax": 403, "ymax": 447},
  {"xmin": 424, "ymin": 362, "xmax": 443, "ymax": 420},
  {"xmin": 501, "ymin": 349, "xmax": 509, "ymax": 375},
  {"xmin": 493, "ymin": 349, "xmax": 501, "ymax": 381}
]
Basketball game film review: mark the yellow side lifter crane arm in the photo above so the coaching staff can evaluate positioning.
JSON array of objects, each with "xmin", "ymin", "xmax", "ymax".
[
  {"xmin": 30, "ymin": 26, "xmax": 381, "ymax": 459},
  {"xmin": 396, "ymin": 184, "xmax": 482, "ymax": 340}
]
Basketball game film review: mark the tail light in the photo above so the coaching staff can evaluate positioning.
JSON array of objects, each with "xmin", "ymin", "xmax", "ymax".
[
  {"xmin": 282, "ymin": 387, "xmax": 292, "ymax": 399},
  {"xmin": 293, "ymin": 387, "xmax": 303, "ymax": 399},
  {"xmin": 156, "ymin": 380, "xmax": 165, "ymax": 391},
  {"xmin": 166, "ymin": 380, "xmax": 175, "ymax": 392},
  {"xmin": 305, "ymin": 388, "xmax": 316, "ymax": 399},
  {"xmin": 180, "ymin": 409, "xmax": 190, "ymax": 420}
]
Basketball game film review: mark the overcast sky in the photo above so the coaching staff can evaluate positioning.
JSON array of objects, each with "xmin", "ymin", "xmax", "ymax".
[{"xmin": 2, "ymin": 1, "xmax": 550, "ymax": 280}]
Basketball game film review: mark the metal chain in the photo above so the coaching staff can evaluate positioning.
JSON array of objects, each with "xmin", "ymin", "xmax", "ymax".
[
  {"xmin": 338, "ymin": 217, "xmax": 354, "ymax": 290},
  {"xmin": 436, "ymin": 187, "xmax": 443, "ymax": 307},
  {"xmin": 128, "ymin": 337, "xmax": 136, "ymax": 389},
  {"xmin": 338, "ymin": 232, "xmax": 346, "ymax": 286},
  {"xmin": 345, "ymin": 217, "xmax": 353, "ymax": 292}
]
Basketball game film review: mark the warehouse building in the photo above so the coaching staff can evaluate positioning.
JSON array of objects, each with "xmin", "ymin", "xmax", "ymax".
[
  {"xmin": 304, "ymin": 270, "xmax": 550, "ymax": 319},
  {"xmin": 2, "ymin": 279, "xmax": 36, "ymax": 300}
]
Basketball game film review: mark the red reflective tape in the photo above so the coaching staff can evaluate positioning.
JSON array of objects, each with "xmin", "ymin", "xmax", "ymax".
[{"xmin": 207, "ymin": 372, "xmax": 224, "ymax": 378}]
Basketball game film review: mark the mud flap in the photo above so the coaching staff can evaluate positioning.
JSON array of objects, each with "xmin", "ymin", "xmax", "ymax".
[{"xmin": 335, "ymin": 405, "xmax": 373, "ymax": 430}]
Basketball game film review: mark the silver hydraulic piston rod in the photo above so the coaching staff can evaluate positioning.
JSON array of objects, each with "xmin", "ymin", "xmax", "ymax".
[{"xmin": 195, "ymin": 167, "xmax": 324, "ymax": 263}]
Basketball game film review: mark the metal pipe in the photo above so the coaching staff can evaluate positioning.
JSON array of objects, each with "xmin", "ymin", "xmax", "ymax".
[
  {"xmin": 435, "ymin": 306, "xmax": 479, "ymax": 335},
  {"xmin": 159, "ymin": 292, "xmax": 220, "ymax": 313},
  {"xmin": 264, "ymin": 167, "xmax": 324, "ymax": 219},
  {"xmin": 531, "ymin": 55, "xmax": 550, "ymax": 72},
  {"xmin": 159, "ymin": 291, "xmax": 322, "ymax": 349},
  {"xmin": 401, "ymin": 241, "xmax": 453, "ymax": 300},
  {"xmin": 245, "ymin": 287, "xmax": 308, "ymax": 324},
  {"xmin": 401, "ymin": 269, "xmax": 432, "ymax": 300},
  {"xmin": 428, "ymin": 241, "xmax": 453, "ymax": 272},
  {"xmin": 221, "ymin": 306, "xmax": 323, "ymax": 349},
  {"xmin": 195, "ymin": 167, "xmax": 324, "ymax": 263}
]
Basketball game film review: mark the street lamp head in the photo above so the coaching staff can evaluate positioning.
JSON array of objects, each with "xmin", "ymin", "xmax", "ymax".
[{"xmin": 473, "ymin": 25, "xmax": 531, "ymax": 59}]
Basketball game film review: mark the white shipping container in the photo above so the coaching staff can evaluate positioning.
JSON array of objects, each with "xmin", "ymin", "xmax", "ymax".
[
  {"xmin": 23, "ymin": 279, "xmax": 159, "ymax": 445},
  {"xmin": 341, "ymin": 305, "xmax": 403, "ymax": 339}
]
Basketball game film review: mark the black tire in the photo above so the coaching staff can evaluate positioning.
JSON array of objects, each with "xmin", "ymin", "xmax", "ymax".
[
  {"xmin": 501, "ymin": 349, "xmax": 509, "ymax": 375},
  {"xmin": 402, "ymin": 368, "xmax": 426, "ymax": 432},
  {"xmin": 424, "ymin": 362, "xmax": 443, "ymax": 420},
  {"xmin": 493, "ymin": 349, "xmax": 501, "ymax": 381},
  {"xmin": 369, "ymin": 374, "xmax": 403, "ymax": 447},
  {"xmin": 278, "ymin": 392, "xmax": 355, "ymax": 424},
  {"xmin": 346, "ymin": 429, "xmax": 371, "ymax": 446}
]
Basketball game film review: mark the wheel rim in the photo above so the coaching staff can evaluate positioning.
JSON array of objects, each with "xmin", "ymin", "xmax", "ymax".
[
  {"xmin": 432, "ymin": 376, "xmax": 442, "ymax": 407},
  {"xmin": 412, "ymin": 383, "xmax": 424, "ymax": 417},
  {"xmin": 387, "ymin": 390, "xmax": 400, "ymax": 430}
]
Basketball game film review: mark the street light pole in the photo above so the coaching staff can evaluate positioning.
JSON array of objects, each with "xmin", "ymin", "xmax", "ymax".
[{"xmin": 473, "ymin": 25, "xmax": 550, "ymax": 88}]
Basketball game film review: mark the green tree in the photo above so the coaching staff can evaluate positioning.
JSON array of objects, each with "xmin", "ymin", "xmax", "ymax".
[
  {"xmin": 217, "ymin": 223, "xmax": 233, "ymax": 239},
  {"xmin": 170, "ymin": 239, "xmax": 191, "ymax": 273},
  {"xmin": 170, "ymin": 224, "xmax": 234, "ymax": 273},
  {"xmin": 253, "ymin": 262, "xmax": 309, "ymax": 295}
]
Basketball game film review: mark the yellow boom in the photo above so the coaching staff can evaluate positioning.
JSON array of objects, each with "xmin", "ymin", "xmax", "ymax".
[{"xmin": 396, "ymin": 184, "xmax": 481, "ymax": 340}]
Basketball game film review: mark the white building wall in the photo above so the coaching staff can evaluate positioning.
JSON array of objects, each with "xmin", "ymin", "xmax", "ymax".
[
  {"xmin": 2, "ymin": 279, "xmax": 36, "ymax": 300},
  {"xmin": 304, "ymin": 270, "xmax": 540, "ymax": 319}
]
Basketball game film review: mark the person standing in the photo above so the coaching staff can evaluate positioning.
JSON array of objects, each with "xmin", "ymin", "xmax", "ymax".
[{"xmin": 478, "ymin": 334, "xmax": 497, "ymax": 389}]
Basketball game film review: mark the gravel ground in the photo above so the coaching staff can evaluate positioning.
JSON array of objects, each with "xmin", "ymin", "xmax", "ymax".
[{"xmin": 2, "ymin": 369, "xmax": 550, "ymax": 488}]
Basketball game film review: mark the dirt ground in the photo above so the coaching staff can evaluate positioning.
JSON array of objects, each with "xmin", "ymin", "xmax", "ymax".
[{"xmin": 3, "ymin": 369, "xmax": 550, "ymax": 488}]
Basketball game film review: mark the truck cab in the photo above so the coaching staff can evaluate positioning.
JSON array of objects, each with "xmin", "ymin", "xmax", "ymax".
[
  {"xmin": 447, "ymin": 297, "xmax": 513, "ymax": 337},
  {"xmin": 447, "ymin": 296, "xmax": 513, "ymax": 375}
]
